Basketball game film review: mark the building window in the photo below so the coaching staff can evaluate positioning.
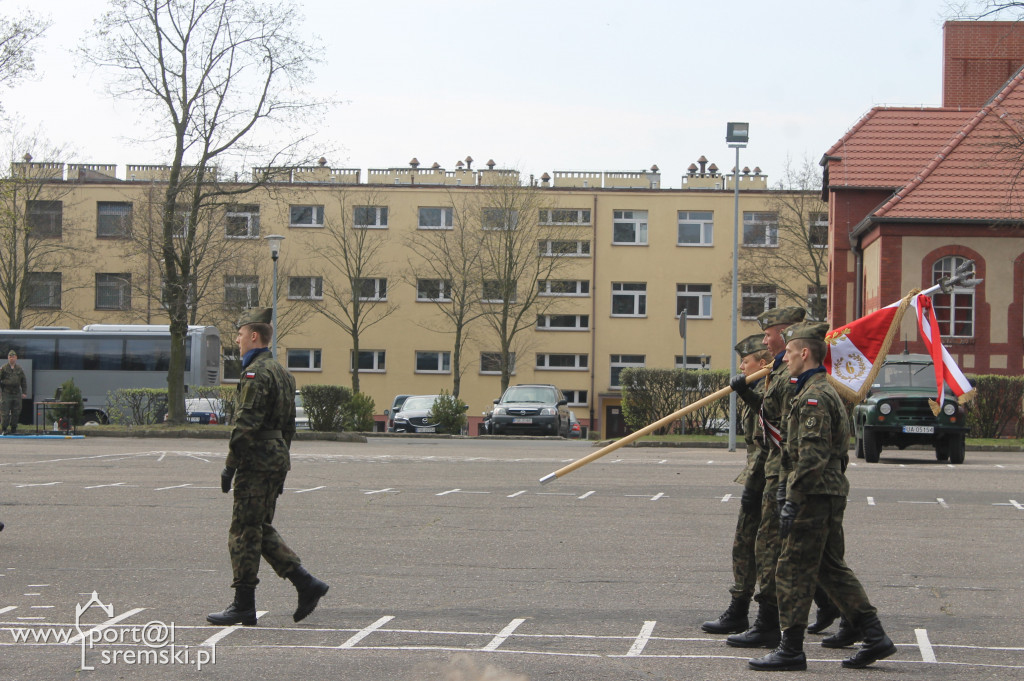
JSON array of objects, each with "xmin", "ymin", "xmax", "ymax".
[
  {"xmin": 538, "ymin": 279, "xmax": 590, "ymax": 296},
  {"xmin": 482, "ymin": 208, "xmax": 518, "ymax": 230},
  {"xmin": 288, "ymin": 276, "xmax": 323, "ymax": 300},
  {"xmin": 610, "ymin": 354, "xmax": 645, "ymax": 388},
  {"xmin": 290, "ymin": 204, "xmax": 324, "ymax": 227},
  {"xmin": 807, "ymin": 284, "xmax": 827, "ymax": 321},
  {"xmin": 482, "ymin": 280, "xmax": 515, "ymax": 303},
  {"xmin": 932, "ymin": 256, "xmax": 974, "ymax": 337},
  {"xmin": 354, "ymin": 205, "xmax": 388, "ymax": 229},
  {"xmin": 741, "ymin": 284, "xmax": 777, "ymax": 319},
  {"xmin": 356, "ymin": 277, "xmax": 387, "ymax": 301},
  {"xmin": 418, "ymin": 206, "xmax": 453, "ymax": 230},
  {"xmin": 25, "ymin": 272, "xmax": 61, "ymax": 309},
  {"xmin": 611, "ymin": 282, "xmax": 647, "ymax": 317},
  {"xmin": 677, "ymin": 211, "xmax": 713, "ymax": 246},
  {"xmin": 480, "ymin": 351, "xmax": 515, "ymax": 375},
  {"xmin": 287, "ymin": 349, "xmax": 322, "ymax": 371},
  {"xmin": 161, "ymin": 278, "xmax": 196, "ymax": 310},
  {"xmin": 539, "ymin": 239, "xmax": 591, "ymax": 257},
  {"xmin": 96, "ymin": 273, "xmax": 131, "ymax": 310},
  {"xmin": 537, "ymin": 314, "xmax": 589, "ymax": 330},
  {"xmin": 539, "ymin": 208, "xmax": 591, "ymax": 226},
  {"xmin": 225, "ymin": 275, "xmax": 259, "ymax": 309},
  {"xmin": 675, "ymin": 355, "xmax": 711, "ymax": 370},
  {"xmin": 561, "ymin": 389, "xmax": 588, "ymax": 406},
  {"xmin": 351, "ymin": 350, "xmax": 386, "ymax": 372},
  {"xmin": 612, "ymin": 210, "xmax": 648, "ymax": 245},
  {"xmin": 417, "ymin": 278, "xmax": 452, "ymax": 302},
  {"xmin": 415, "ymin": 350, "xmax": 451, "ymax": 373},
  {"xmin": 26, "ymin": 200, "xmax": 62, "ymax": 238},
  {"xmin": 223, "ymin": 348, "xmax": 241, "ymax": 381},
  {"xmin": 676, "ymin": 283, "xmax": 712, "ymax": 318},
  {"xmin": 809, "ymin": 212, "xmax": 828, "ymax": 249},
  {"xmin": 97, "ymin": 201, "xmax": 132, "ymax": 238},
  {"xmin": 226, "ymin": 204, "xmax": 260, "ymax": 238},
  {"xmin": 536, "ymin": 353, "xmax": 588, "ymax": 370},
  {"xmin": 743, "ymin": 212, "xmax": 778, "ymax": 247}
]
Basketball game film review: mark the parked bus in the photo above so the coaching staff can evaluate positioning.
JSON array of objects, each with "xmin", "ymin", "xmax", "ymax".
[{"xmin": 0, "ymin": 325, "xmax": 221, "ymax": 424}]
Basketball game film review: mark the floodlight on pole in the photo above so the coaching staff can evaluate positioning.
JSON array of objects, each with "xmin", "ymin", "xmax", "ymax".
[
  {"xmin": 265, "ymin": 234, "xmax": 285, "ymax": 358},
  {"xmin": 726, "ymin": 122, "xmax": 748, "ymax": 453}
]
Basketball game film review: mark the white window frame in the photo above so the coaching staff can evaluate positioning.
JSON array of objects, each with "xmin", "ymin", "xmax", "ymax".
[
  {"xmin": 225, "ymin": 275, "xmax": 259, "ymax": 309},
  {"xmin": 416, "ymin": 278, "xmax": 452, "ymax": 302},
  {"xmin": 539, "ymin": 208, "xmax": 592, "ymax": 226},
  {"xmin": 536, "ymin": 353, "xmax": 588, "ymax": 371},
  {"xmin": 287, "ymin": 276, "xmax": 323, "ymax": 300},
  {"xmin": 482, "ymin": 279, "xmax": 516, "ymax": 304},
  {"xmin": 351, "ymin": 350, "xmax": 386, "ymax": 373},
  {"xmin": 674, "ymin": 355, "xmax": 712, "ymax": 370},
  {"xmin": 97, "ymin": 201, "xmax": 132, "ymax": 238},
  {"xmin": 539, "ymin": 239, "xmax": 591, "ymax": 257},
  {"xmin": 741, "ymin": 284, "xmax": 777, "ymax": 319},
  {"xmin": 932, "ymin": 256, "xmax": 975, "ymax": 338},
  {"xmin": 357, "ymin": 277, "xmax": 387, "ymax": 302},
  {"xmin": 538, "ymin": 279, "xmax": 590, "ymax": 297},
  {"xmin": 226, "ymin": 204, "xmax": 260, "ymax": 239},
  {"xmin": 611, "ymin": 282, "xmax": 647, "ymax": 317},
  {"xmin": 677, "ymin": 210, "xmax": 713, "ymax": 246},
  {"xmin": 676, "ymin": 283, "xmax": 712, "ymax": 319},
  {"xmin": 418, "ymin": 206, "xmax": 453, "ymax": 230},
  {"xmin": 809, "ymin": 212, "xmax": 828, "ymax": 249},
  {"xmin": 480, "ymin": 351, "xmax": 515, "ymax": 375},
  {"xmin": 415, "ymin": 350, "xmax": 451, "ymax": 374},
  {"xmin": 612, "ymin": 210, "xmax": 648, "ymax": 245},
  {"xmin": 537, "ymin": 314, "xmax": 590, "ymax": 331},
  {"xmin": 610, "ymin": 354, "xmax": 645, "ymax": 389},
  {"xmin": 290, "ymin": 204, "xmax": 324, "ymax": 228},
  {"xmin": 482, "ymin": 207, "xmax": 519, "ymax": 230},
  {"xmin": 743, "ymin": 211, "xmax": 779, "ymax": 247},
  {"xmin": 561, "ymin": 389, "xmax": 588, "ymax": 406},
  {"xmin": 354, "ymin": 205, "xmax": 388, "ymax": 229},
  {"xmin": 287, "ymin": 349, "xmax": 322, "ymax": 371}
]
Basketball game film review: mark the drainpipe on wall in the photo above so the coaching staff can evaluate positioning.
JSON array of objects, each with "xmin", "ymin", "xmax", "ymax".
[
  {"xmin": 589, "ymin": 193, "xmax": 598, "ymax": 438},
  {"xmin": 853, "ymin": 237, "xmax": 864, "ymax": 320}
]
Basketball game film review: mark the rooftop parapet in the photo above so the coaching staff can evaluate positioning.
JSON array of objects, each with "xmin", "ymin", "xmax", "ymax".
[
  {"xmin": 125, "ymin": 164, "xmax": 211, "ymax": 181},
  {"xmin": 253, "ymin": 166, "xmax": 360, "ymax": 184},
  {"xmin": 552, "ymin": 171, "xmax": 603, "ymax": 188},
  {"xmin": 10, "ymin": 161, "xmax": 65, "ymax": 179},
  {"xmin": 68, "ymin": 164, "xmax": 118, "ymax": 182}
]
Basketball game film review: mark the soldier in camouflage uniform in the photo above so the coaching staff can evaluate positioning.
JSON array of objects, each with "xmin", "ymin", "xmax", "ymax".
[
  {"xmin": 0, "ymin": 350, "xmax": 27, "ymax": 435},
  {"xmin": 207, "ymin": 308, "xmax": 329, "ymax": 626},
  {"xmin": 749, "ymin": 322, "xmax": 897, "ymax": 671},
  {"xmin": 701, "ymin": 334, "xmax": 771, "ymax": 635}
]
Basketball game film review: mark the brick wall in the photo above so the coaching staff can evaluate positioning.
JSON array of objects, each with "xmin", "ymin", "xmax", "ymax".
[{"xmin": 943, "ymin": 21, "xmax": 1024, "ymax": 108}]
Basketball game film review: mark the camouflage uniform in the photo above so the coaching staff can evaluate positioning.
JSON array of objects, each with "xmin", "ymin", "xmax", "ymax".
[
  {"xmin": 0, "ymin": 353, "xmax": 27, "ymax": 433},
  {"xmin": 226, "ymin": 348, "xmax": 301, "ymax": 589}
]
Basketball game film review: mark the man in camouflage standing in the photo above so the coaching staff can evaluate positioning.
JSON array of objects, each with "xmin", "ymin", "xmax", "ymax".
[
  {"xmin": 701, "ymin": 334, "xmax": 772, "ymax": 636},
  {"xmin": 749, "ymin": 321, "xmax": 897, "ymax": 671},
  {"xmin": 207, "ymin": 308, "xmax": 329, "ymax": 626},
  {"xmin": 0, "ymin": 350, "xmax": 27, "ymax": 435}
]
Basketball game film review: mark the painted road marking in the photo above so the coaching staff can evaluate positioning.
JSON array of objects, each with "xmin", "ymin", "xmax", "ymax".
[
  {"xmin": 507, "ymin": 490, "xmax": 527, "ymax": 498},
  {"xmin": 867, "ymin": 497, "xmax": 876, "ymax": 506},
  {"xmin": 916, "ymin": 628, "xmax": 937, "ymax": 662},
  {"xmin": 13, "ymin": 482, "xmax": 61, "ymax": 487},
  {"xmin": 721, "ymin": 494, "xmax": 732, "ymax": 503},
  {"xmin": 200, "ymin": 611, "xmax": 268, "ymax": 647},
  {"xmin": 83, "ymin": 483, "xmax": 131, "ymax": 490},
  {"xmin": 578, "ymin": 491, "xmax": 595, "ymax": 499},
  {"xmin": 937, "ymin": 498, "xmax": 949, "ymax": 509},
  {"xmin": 481, "ymin": 618, "xmax": 526, "ymax": 651},
  {"xmin": 0, "ymin": 606, "xmax": 16, "ymax": 614},
  {"xmin": 66, "ymin": 607, "xmax": 146, "ymax": 645},
  {"xmin": 362, "ymin": 488, "xmax": 396, "ymax": 495},
  {"xmin": 155, "ymin": 484, "xmax": 192, "ymax": 491},
  {"xmin": 339, "ymin": 615, "xmax": 395, "ymax": 648},
  {"xmin": 294, "ymin": 486, "xmax": 326, "ymax": 494},
  {"xmin": 625, "ymin": 621, "xmax": 657, "ymax": 657}
]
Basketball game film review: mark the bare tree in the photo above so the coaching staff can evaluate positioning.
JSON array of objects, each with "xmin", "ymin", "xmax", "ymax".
[
  {"xmin": 725, "ymin": 157, "xmax": 829, "ymax": 321},
  {"xmin": 947, "ymin": 1, "xmax": 1024, "ymax": 18},
  {"xmin": 0, "ymin": 6, "xmax": 50, "ymax": 98},
  {"xmin": 310, "ymin": 189, "xmax": 398, "ymax": 393},
  {"xmin": 80, "ymin": 0, "xmax": 326, "ymax": 422}
]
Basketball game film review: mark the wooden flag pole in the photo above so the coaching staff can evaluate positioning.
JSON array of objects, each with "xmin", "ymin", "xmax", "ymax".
[{"xmin": 539, "ymin": 365, "xmax": 771, "ymax": 484}]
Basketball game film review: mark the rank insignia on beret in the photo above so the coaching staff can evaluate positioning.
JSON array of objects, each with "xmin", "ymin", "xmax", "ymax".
[{"xmin": 807, "ymin": 399, "xmax": 818, "ymax": 406}]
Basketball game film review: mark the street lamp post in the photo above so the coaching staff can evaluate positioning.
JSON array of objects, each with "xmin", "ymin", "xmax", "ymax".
[
  {"xmin": 726, "ymin": 122, "xmax": 749, "ymax": 452},
  {"xmin": 265, "ymin": 234, "xmax": 285, "ymax": 358}
]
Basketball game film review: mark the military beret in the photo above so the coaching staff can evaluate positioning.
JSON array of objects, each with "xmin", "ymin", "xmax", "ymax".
[
  {"xmin": 236, "ymin": 307, "xmax": 272, "ymax": 328},
  {"xmin": 783, "ymin": 321, "xmax": 830, "ymax": 343},
  {"xmin": 7, "ymin": 349, "xmax": 15, "ymax": 358},
  {"xmin": 756, "ymin": 306, "xmax": 806, "ymax": 330},
  {"xmin": 734, "ymin": 334, "xmax": 766, "ymax": 358}
]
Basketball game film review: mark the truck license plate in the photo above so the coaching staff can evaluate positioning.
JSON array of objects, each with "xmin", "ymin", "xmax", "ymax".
[{"xmin": 902, "ymin": 425, "xmax": 934, "ymax": 434}]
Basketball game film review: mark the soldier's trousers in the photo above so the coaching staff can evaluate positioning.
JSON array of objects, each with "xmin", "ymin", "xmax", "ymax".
[
  {"xmin": 228, "ymin": 470, "xmax": 301, "ymax": 589},
  {"xmin": 1, "ymin": 394, "xmax": 20, "ymax": 430},
  {"xmin": 729, "ymin": 492, "xmax": 762, "ymax": 599},
  {"xmin": 775, "ymin": 494, "xmax": 877, "ymax": 631},
  {"xmin": 753, "ymin": 475, "xmax": 780, "ymax": 606}
]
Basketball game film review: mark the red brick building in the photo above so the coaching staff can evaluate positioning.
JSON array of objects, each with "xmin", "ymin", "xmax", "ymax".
[{"xmin": 822, "ymin": 21, "xmax": 1024, "ymax": 376}]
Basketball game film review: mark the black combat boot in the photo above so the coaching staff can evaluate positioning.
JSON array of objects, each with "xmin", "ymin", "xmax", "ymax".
[
  {"xmin": 821, "ymin": 615, "xmax": 861, "ymax": 648},
  {"xmin": 701, "ymin": 596, "xmax": 749, "ymax": 634},
  {"xmin": 206, "ymin": 586, "xmax": 257, "ymax": 626},
  {"xmin": 749, "ymin": 627, "xmax": 807, "ymax": 671},
  {"xmin": 287, "ymin": 566, "xmax": 329, "ymax": 623},
  {"xmin": 726, "ymin": 602, "xmax": 781, "ymax": 649},
  {"xmin": 0, "ymin": 520, "xmax": 4, "ymax": 531},
  {"xmin": 841, "ymin": 615, "xmax": 897, "ymax": 668},
  {"xmin": 806, "ymin": 588, "xmax": 840, "ymax": 634}
]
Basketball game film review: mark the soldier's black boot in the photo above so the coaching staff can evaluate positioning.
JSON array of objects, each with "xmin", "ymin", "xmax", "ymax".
[
  {"xmin": 206, "ymin": 586, "xmax": 257, "ymax": 626},
  {"xmin": 0, "ymin": 520, "xmax": 4, "ymax": 531},
  {"xmin": 841, "ymin": 615, "xmax": 897, "ymax": 668},
  {"xmin": 806, "ymin": 587, "xmax": 840, "ymax": 634},
  {"xmin": 287, "ymin": 566, "xmax": 329, "ymax": 622},
  {"xmin": 821, "ymin": 615, "xmax": 862, "ymax": 648},
  {"xmin": 749, "ymin": 627, "xmax": 807, "ymax": 671},
  {"xmin": 727, "ymin": 602, "xmax": 781, "ymax": 648},
  {"xmin": 701, "ymin": 596, "xmax": 749, "ymax": 634}
]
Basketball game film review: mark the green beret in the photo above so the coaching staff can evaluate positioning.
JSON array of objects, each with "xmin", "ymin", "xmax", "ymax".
[
  {"xmin": 7, "ymin": 350, "xmax": 15, "ymax": 358},
  {"xmin": 756, "ymin": 306, "xmax": 806, "ymax": 330},
  {"xmin": 236, "ymin": 307, "xmax": 272, "ymax": 328},
  {"xmin": 734, "ymin": 334, "xmax": 766, "ymax": 358},
  {"xmin": 783, "ymin": 321, "xmax": 830, "ymax": 343}
]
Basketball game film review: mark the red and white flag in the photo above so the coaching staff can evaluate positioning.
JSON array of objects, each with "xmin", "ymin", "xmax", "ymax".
[
  {"xmin": 824, "ymin": 295, "xmax": 913, "ymax": 403},
  {"xmin": 910, "ymin": 294, "xmax": 975, "ymax": 411}
]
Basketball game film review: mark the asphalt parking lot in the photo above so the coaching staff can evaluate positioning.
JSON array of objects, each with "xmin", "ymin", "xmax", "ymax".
[{"xmin": 0, "ymin": 436, "xmax": 1021, "ymax": 680}]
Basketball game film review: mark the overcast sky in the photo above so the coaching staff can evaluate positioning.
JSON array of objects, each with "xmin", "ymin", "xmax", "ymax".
[{"xmin": 2, "ymin": 0, "xmax": 971, "ymax": 188}]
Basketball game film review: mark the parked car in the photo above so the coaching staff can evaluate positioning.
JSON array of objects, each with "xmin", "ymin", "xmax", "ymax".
[
  {"xmin": 172, "ymin": 397, "xmax": 223, "ymax": 425},
  {"xmin": 852, "ymin": 353, "xmax": 969, "ymax": 464},
  {"xmin": 391, "ymin": 395, "xmax": 446, "ymax": 434},
  {"xmin": 490, "ymin": 384, "xmax": 570, "ymax": 437},
  {"xmin": 568, "ymin": 410, "xmax": 581, "ymax": 438},
  {"xmin": 384, "ymin": 394, "xmax": 412, "ymax": 432},
  {"xmin": 294, "ymin": 391, "xmax": 309, "ymax": 430}
]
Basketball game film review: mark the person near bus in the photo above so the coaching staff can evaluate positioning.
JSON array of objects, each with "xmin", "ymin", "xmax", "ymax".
[{"xmin": 0, "ymin": 350, "xmax": 27, "ymax": 435}]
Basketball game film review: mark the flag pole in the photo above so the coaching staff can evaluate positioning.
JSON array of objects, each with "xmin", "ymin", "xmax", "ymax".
[{"xmin": 539, "ymin": 365, "xmax": 770, "ymax": 485}]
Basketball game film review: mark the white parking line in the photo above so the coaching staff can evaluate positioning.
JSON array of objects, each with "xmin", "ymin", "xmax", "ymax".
[
  {"xmin": 937, "ymin": 498, "xmax": 949, "ymax": 509},
  {"xmin": 0, "ymin": 606, "xmax": 16, "ymax": 614},
  {"xmin": 578, "ymin": 491, "xmax": 595, "ymax": 499},
  {"xmin": 13, "ymin": 482, "xmax": 61, "ymax": 487},
  {"xmin": 338, "ymin": 615, "xmax": 394, "ymax": 648},
  {"xmin": 916, "ymin": 628, "xmax": 937, "ymax": 662},
  {"xmin": 362, "ymin": 488, "xmax": 395, "ymax": 495},
  {"xmin": 294, "ymin": 486, "xmax": 326, "ymax": 494},
  {"xmin": 481, "ymin": 618, "xmax": 526, "ymax": 651},
  {"xmin": 83, "ymin": 483, "xmax": 130, "ymax": 490},
  {"xmin": 67, "ymin": 608, "xmax": 146, "ymax": 645},
  {"xmin": 625, "ymin": 621, "xmax": 657, "ymax": 657},
  {"xmin": 867, "ymin": 497, "xmax": 876, "ymax": 506},
  {"xmin": 721, "ymin": 494, "xmax": 733, "ymax": 503},
  {"xmin": 507, "ymin": 490, "xmax": 527, "ymax": 498},
  {"xmin": 155, "ymin": 484, "xmax": 192, "ymax": 491},
  {"xmin": 200, "ymin": 611, "xmax": 268, "ymax": 647}
]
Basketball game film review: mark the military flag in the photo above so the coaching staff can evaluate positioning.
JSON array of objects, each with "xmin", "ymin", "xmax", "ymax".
[{"xmin": 910, "ymin": 294, "xmax": 976, "ymax": 413}]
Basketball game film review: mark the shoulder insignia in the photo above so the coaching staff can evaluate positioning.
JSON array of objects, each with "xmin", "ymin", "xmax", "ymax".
[
  {"xmin": 790, "ymin": 377, "xmax": 798, "ymax": 384},
  {"xmin": 244, "ymin": 371, "xmax": 256, "ymax": 379},
  {"xmin": 806, "ymin": 398, "xmax": 818, "ymax": 406},
  {"xmin": 805, "ymin": 416, "xmax": 817, "ymax": 428}
]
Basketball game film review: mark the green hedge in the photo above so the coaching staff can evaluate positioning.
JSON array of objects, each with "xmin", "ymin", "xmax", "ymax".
[
  {"xmin": 965, "ymin": 375, "xmax": 1024, "ymax": 438},
  {"xmin": 106, "ymin": 388, "xmax": 168, "ymax": 426},
  {"xmin": 620, "ymin": 368, "xmax": 730, "ymax": 435}
]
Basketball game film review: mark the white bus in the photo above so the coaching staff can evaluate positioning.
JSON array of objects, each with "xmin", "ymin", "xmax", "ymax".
[{"xmin": 0, "ymin": 324, "xmax": 221, "ymax": 424}]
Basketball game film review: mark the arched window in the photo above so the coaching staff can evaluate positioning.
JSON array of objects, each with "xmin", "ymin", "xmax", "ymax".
[{"xmin": 931, "ymin": 256, "xmax": 974, "ymax": 338}]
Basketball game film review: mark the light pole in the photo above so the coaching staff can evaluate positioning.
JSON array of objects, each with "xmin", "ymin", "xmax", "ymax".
[
  {"xmin": 265, "ymin": 234, "xmax": 285, "ymax": 358},
  {"xmin": 726, "ymin": 122, "xmax": 749, "ymax": 452}
]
